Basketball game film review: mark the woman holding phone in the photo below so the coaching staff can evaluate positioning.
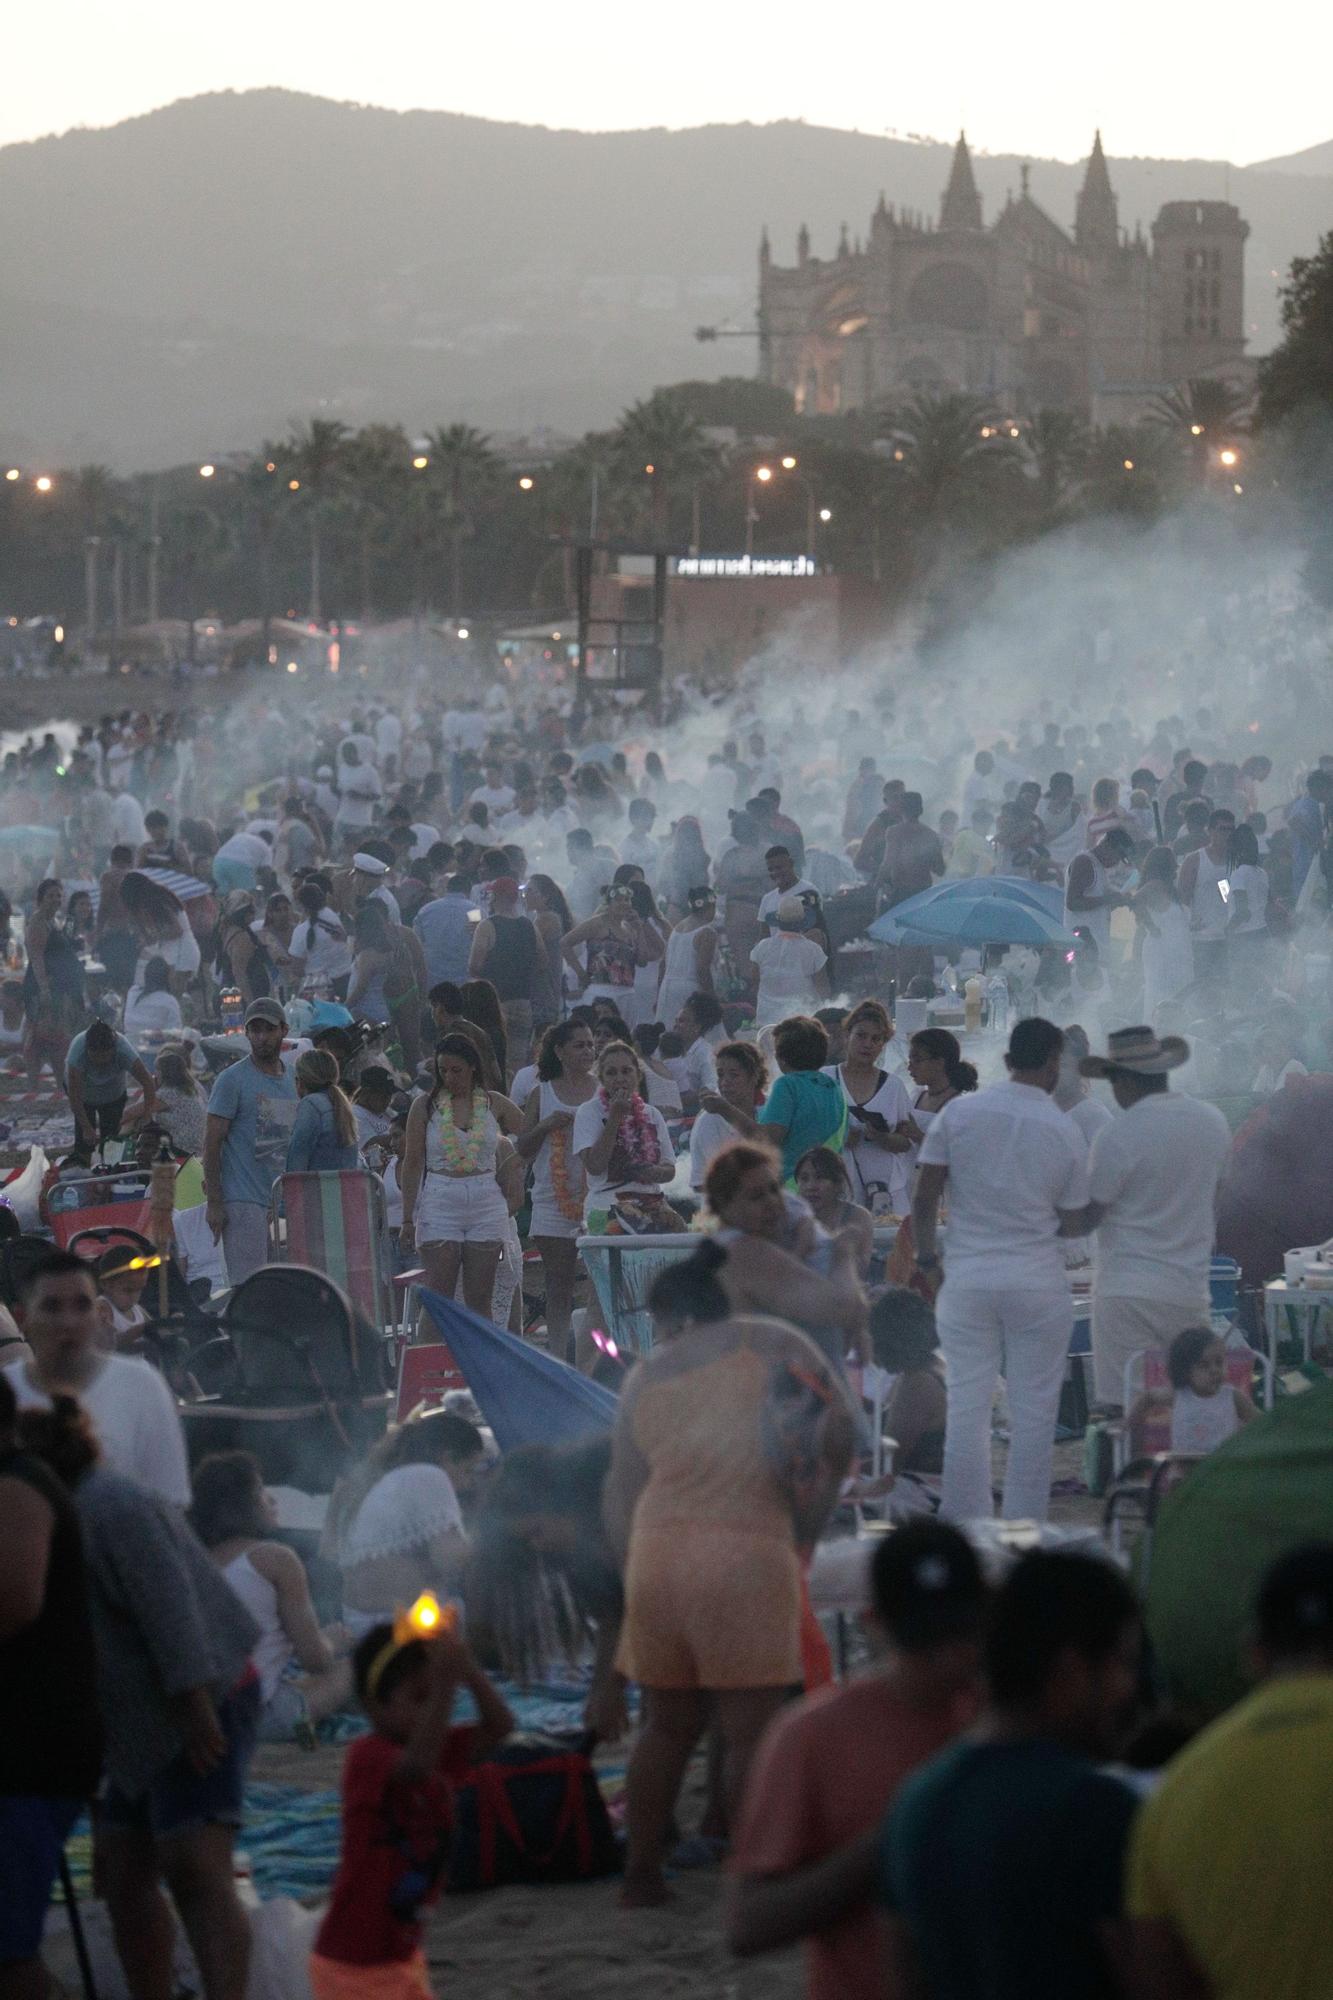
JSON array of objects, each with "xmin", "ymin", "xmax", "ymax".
[{"xmin": 822, "ymin": 1000, "xmax": 916, "ymax": 1215}]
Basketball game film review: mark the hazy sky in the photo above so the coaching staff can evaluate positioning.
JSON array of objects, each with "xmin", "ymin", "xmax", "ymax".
[{"xmin": 4, "ymin": 0, "xmax": 1327, "ymax": 165}]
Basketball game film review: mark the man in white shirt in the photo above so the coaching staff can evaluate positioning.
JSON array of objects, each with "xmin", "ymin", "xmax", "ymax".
[
  {"xmin": 110, "ymin": 787, "xmax": 148, "ymax": 852},
  {"xmin": 620, "ymin": 799, "xmax": 662, "ymax": 884},
  {"xmin": 664, "ymin": 994, "xmax": 722, "ymax": 1112},
  {"xmin": 4, "ymin": 1248, "xmax": 190, "ymax": 1506},
  {"xmin": 913, "ymin": 1018, "xmax": 1090, "ymax": 1524},
  {"xmin": 1072, "ymin": 1027, "xmax": 1232, "ymax": 1410},
  {"xmin": 757, "ymin": 845, "xmax": 819, "ymax": 931},
  {"xmin": 469, "ymin": 761, "xmax": 516, "ymax": 818}
]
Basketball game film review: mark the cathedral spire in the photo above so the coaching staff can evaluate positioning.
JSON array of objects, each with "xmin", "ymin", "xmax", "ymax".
[
  {"xmin": 940, "ymin": 131, "xmax": 983, "ymax": 232},
  {"xmin": 1075, "ymin": 129, "xmax": 1119, "ymax": 256}
]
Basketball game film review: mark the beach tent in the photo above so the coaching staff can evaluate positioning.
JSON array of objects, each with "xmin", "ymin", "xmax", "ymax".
[
  {"xmin": 1144, "ymin": 1382, "xmax": 1333, "ymax": 1716},
  {"xmin": 419, "ymin": 1289, "xmax": 617, "ymax": 1452}
]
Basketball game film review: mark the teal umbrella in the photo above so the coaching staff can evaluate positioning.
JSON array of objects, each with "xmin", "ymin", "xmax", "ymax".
[{"xmin": 870, "ymin": 875, "xmax": 1075, "ymax": 949}]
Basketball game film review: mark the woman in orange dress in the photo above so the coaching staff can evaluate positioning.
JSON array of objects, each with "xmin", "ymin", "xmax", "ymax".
[{"xmin": 603, "ymin": 1242, "xmax": 855, "ymax": 1907}]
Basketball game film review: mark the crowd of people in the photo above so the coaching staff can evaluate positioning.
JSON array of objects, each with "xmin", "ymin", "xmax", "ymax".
[{"xmin": 3, "ymin": 655, "xmax": 1333, "ymax": 1996}]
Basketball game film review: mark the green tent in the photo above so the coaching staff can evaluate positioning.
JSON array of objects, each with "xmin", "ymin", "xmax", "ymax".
[{"xmin": 1145, "ymin": 1383, "xmax": 1333, "ymax": 1717}]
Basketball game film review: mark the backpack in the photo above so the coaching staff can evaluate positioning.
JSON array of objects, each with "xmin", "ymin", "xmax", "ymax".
[{"xmin": 448, "ymin": 1733, "xmax": 620, "ymax": 1892}]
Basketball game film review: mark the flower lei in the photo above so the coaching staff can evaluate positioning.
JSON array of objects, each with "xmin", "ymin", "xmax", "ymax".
[
  {"xmin": 434, "ymin": 1088, "xmax": 490, "ymax": 1174},
  {"xmin": 600, "ymin": 1086, "xmax": 660, "ymax": 1177},
  {"xmin": 548, "ymin": 1122, "xmax": 586, "ymax": 1225}
]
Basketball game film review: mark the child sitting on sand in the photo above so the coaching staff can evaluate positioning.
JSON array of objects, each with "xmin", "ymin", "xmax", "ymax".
[{"xmin": 310, "ymin": 1621, "xmax": 513, "ymax": 2000}]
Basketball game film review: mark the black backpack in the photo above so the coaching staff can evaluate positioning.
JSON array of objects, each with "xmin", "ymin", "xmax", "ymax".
[{"xmin": 449, "ymin": 1733, "xmax": 620, "ymax": 1892}]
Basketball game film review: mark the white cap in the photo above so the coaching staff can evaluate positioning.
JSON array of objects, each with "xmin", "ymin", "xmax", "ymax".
[{"xmin": 352, "ymin": 851, "xmax": 390, "ymax": 876}]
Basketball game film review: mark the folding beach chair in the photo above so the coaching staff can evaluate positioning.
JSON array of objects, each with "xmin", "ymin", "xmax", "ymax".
[{"xmin": 269, "ymin": 1168, "xmax": 391, "ymax": 1334}]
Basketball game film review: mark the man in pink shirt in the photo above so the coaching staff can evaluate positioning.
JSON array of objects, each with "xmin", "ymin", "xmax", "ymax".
[{"xmin": 727, "ymin": 1522, "xmax": 986, "ymax": 2000}]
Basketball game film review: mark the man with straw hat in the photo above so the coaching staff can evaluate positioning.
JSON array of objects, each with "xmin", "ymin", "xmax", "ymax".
[{"xmin": 1073, "ymin": 1026, "xmax": 1231, "ymax": 1412}]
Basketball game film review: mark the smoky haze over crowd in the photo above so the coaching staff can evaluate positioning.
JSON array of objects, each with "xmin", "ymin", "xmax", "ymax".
[{"xmin": 3, "ymin": 89, "xmax": 1333, "ymax": 469}]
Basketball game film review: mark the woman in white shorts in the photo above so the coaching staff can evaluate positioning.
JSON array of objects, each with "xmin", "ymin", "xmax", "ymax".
[
  {"xmin": 400, "ymin": 1033, "xmax": 523, "ymax": 1319},
  {"xmin": 515, "ymin": 1017, "xmax": 598, "ymax": 1361}
]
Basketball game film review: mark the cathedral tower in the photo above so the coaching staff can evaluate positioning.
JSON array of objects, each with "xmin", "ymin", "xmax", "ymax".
[{"xmin": 939, "ymin": 132, "xmax": 983, "ymax": 233}]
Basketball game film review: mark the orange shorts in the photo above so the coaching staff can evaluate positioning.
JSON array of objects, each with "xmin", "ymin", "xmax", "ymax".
[
  {"xmin": 619, "ymin": 1524, "xmax": 802, "ymax": 1689},
  {"xmin": 310, "ymin": 1951, "xmax": 433, "ymax": 2000}
]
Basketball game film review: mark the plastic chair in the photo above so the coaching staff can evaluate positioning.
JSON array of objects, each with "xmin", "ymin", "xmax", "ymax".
[
  {"xmin": 47, "ymin": 1170, "xmax": 154, "ymax": 1248},
  {"xmin": 1113, "ymin": 1345, "xmax": 1272, "ymax": 1476},
  {"xmin": 269, "ymin": 1169, "xmax": 391, "ymax": 1333}
]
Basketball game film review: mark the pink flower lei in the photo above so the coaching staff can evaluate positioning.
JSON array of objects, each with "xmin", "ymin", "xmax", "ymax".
[{"xmin": 599, "ymin": 1085, "xmax": 659, "ymax": 1169}]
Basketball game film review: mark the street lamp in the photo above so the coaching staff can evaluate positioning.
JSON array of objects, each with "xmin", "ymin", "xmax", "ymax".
[
  {"xmin": 1218, "ymin": 448, "xmax": 1239, "ymax": 469},
  {"xmin": 412, "ymin": 455, "xmax": 429, "ymax": 470},
  {"xmin": 199, "ymin": 463, "xmax": 216, "ymax": 479},
  {"xmin": 518, "ymin": 475, "xmax": 535, "ymax": 492},
  {"xmin": 34, "ymin": 475, "xmax": 54, "ymax": 493},
  {"xmin": 4, "ymin": 468, "xmax": 19, "ymax": 483}
]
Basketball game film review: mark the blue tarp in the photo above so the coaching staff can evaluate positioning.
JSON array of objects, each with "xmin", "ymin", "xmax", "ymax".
[{"xmin": 418, "ymin": 1287, "xmax": 618, "ymax": 1451}]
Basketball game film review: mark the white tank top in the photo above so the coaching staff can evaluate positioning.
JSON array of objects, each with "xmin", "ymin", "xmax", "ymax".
[
  {"xmin": 1066, "ymin": 851, "xmax": 1110, "ymax": 957},
  {"xmin": 424, "ymin": 1099, "xmax": 499, "ymax": 1176},
  {"xmin": 223, "ymin": 1549, "xmax": 291, "ymax": 1704},
  {"xmin": 1170, "ymin": 1386, "xmax": 1240, "ymax": 1455},
  {"xmin": 530, "ymin": 1080, "xmax": 588, "ymax": 1211},
  {"xmin": 1188, "ymin": 850, "xmax": 1230, "ymax": 942}
]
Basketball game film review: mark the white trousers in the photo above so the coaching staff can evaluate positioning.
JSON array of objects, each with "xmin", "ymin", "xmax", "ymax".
[{"xmin": 935, "ymin": 1285, "xmax": 1072, "ymax": 1523}]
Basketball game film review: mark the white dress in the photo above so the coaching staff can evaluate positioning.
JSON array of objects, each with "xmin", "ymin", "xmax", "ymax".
[
  {"xmin": 1141, "ymin": 901, "xmax": 1194, "ymax": 1020},
  {"xmin": 657, "ymin": 923, "xmax": 713, "ymax": 1028}
]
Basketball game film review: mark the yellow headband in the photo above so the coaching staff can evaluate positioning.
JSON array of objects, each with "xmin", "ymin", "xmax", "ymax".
[{"xmin": 364, "ymin": 1594, "xmax": 455, "ymax": 1703}]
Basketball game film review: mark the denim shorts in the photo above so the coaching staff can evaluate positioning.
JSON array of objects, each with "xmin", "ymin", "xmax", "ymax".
[
  {"xmin": 0, "ymin": 1795, "xmax": 83, "ymax": 1963},
  {"xmin": 99, "ymin": 1677, "xmax": 261, "ymax": 1840}
]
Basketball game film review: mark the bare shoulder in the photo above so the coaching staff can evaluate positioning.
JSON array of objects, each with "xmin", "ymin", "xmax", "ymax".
[{"xmin": 247, "ymin": 1539, "xmax": 304, "ymax": 1585}]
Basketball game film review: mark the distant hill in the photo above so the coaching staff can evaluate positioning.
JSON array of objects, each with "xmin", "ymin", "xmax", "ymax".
[
  {"xmin": 1249, "ymin": 137, "xmax": 1333, "ymax": 176},
  {"xmin": 2, "ymin": 91, "xmax": 1329, "ymax": 469}
]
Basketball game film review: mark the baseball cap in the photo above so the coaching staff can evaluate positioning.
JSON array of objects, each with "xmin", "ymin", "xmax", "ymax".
[{"xmin": 244, "ymin": 997, "xmax": 287, "ymax": 1029}]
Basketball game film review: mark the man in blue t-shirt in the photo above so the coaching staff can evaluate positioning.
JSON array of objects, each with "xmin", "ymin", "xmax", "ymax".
[
  {"xmin": 203, "ymin": 997, "xmax": 297, "ymax": 1285},
  {"xmin": 66, "ymin": 1019, "xmax": 157, "ymax": 1154},
  {"xmin": 881, "ymin": 1550, "xmax": 1142, "ymax": 2000}
]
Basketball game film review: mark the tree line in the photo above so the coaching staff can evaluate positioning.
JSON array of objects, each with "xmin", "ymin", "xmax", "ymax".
[{"xmin": 3, "ymin": 232, "xmax": 1332, "ymax": 648}]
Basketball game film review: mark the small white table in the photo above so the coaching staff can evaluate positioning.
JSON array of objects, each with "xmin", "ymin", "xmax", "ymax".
[{"xmin": 1261, "ymin": 1280, "xmax": 1333, "ymax": 1377}]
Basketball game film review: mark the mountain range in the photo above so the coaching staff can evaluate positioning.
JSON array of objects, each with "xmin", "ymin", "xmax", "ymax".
[{"xmin": 2, "ymin": 90, "xmax": 1330, "ymax": 470}]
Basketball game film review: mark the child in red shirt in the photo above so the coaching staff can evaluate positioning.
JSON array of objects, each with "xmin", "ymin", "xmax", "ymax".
[{"xmin": 311, "ymin": 1622, "xmax": 514, "ymax": 2000}]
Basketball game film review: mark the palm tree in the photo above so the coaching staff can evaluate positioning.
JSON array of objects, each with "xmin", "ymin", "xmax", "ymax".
[
  {"xmin": 874, "ymin": 392, "xmax": 1021, "ymax": 549},
  {"xmin": 284, "ymin": 417, "xmax": 352, "ymax": 619},
  {"xmin": 342, "ymin": 424, "xmax": 410, "ymax": 620},
  {"xmin": 72, "ymin": 464, "xmax": 117, "ymax": 640},
  {"xmin": 610, "ymin": 393, "xmax": 721, "ymax": 545},
  {"xmin": 417, "ymin": 425, "xmax": 501, "ymax": 616},
  {"xmin": 1147, "ymin": 378, "xmax": 1252, "ymax": 481},
  {"xmin": 1022, "ymin": 409, "xmax": 1091, "ymax": 521}
]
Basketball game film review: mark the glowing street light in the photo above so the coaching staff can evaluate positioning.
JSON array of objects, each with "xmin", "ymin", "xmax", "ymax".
[
  {"xmin": 35, "ymin": 475, "xmax": 54, "ymax": 493},
  {"xmin": 199, "ymin": 463, "xmax": 216, "ymax": 479},
  {"xmin": 1123, "ymin": 459, "xmax": 1135, "ymax": 471},
  {"xmin": 457, "ymin": 626, "xmax": 470, "ymax": 640},
  {"xmin": 518, "ymin": 475, "xmax": 535, "ymax": 491},
  {"xmin": 754, "ymin": 465, "xmax": 774, "ymax": 483},
  {"xmin": 412, "ymin": 454, "xmax": 429, "ymax": 470},
  {"xmin": 288, "ymin": 478, "xmax": 301, "ymax": 491},
  {"xmin": 819, "ymin": 507, "xmax": 833, "ymax": 522},
  {"xmin": 1218, "ymin": 448, "xmax": 1239, "ymax": 469},
  {"xmin": 781, "ymin": 454, "xmax": 798, "ymax": 470},
  {"xmin": 1233, "ymin": 482, "xmax": 1244, "ymax": 495},
  {"xmin": 4, "ymin": 468, "xmax": 19, "ymax": 482},
  {"xmin": 1190, "ymin": 423, "xmax": 1204, "ymax": 436}
]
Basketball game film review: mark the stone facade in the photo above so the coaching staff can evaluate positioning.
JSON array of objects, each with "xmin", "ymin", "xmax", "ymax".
[{"xmin": 759, "ymin": 134, "xmax": 1249, "ymax": 416}]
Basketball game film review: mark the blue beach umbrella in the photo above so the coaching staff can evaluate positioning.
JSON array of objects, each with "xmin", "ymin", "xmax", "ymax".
[
  {"xmin": 869, "ymin": 874, "xmax": 1075, "ymax": 948},
  {"xmin": 418, "ymin": 1289, "xmax": 617, "ymax": 1452}
]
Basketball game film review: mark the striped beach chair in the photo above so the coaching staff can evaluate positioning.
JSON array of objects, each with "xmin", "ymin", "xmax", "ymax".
[{"xmin": 269, "ymin": 1169, "xmax": 391, "ymax": 1333}]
